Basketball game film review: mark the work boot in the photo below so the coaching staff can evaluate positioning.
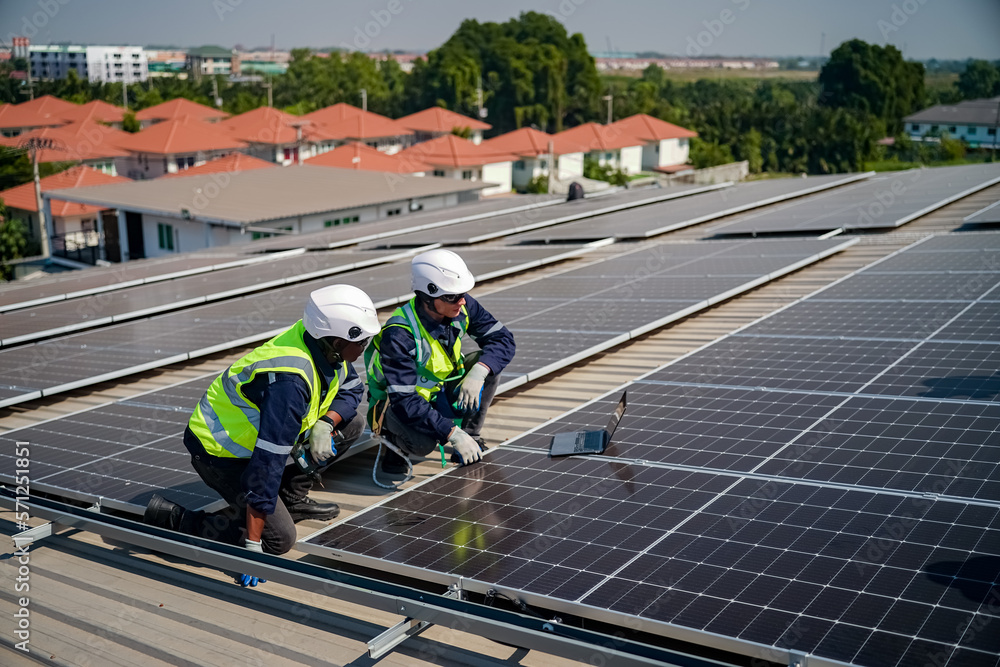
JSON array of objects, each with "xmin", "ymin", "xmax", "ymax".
[
  {"xmin": 285, "ymin": 496, "xmax": 340, "ymax": 523},
  {"xmin": 143, "ymin": 494, "xmax": 184, "ymax": 531}
]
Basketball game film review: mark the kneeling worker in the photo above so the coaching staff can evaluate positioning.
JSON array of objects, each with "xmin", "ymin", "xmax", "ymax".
[
  {"xmin": 144, "ymin": 284, "xmax": 381, "ymax": 558},
  {"xmin": 366, "ymin": 249, "xmax": 515, "ymax": 475}
]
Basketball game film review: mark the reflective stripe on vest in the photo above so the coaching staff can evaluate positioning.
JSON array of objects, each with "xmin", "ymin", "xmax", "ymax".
[
  {"xmin": 189, "ymin": 320, "xmax": 345, "ymax": 458},
  {"xmin": 365, "ymin": 298, "xmax": 467, "ymax": 404}
]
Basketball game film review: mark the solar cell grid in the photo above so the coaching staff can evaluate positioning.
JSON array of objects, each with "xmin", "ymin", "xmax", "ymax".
[
  {"xmin": 741, "ymin": 300, "xmax": 970, "ymax": 340},
  {"xmin": 863, "ymin": 251, "xmax": 1000, "ymax": 273},
  {"xmin": 816, "ymin": 271, "xmax": 1000, "ymax": 302},
  {"xmin": 865, "ymin": 342, "xmax": 1000, "ymax": 400},
  {"xmin": 931, "ymin": 302, "xmax": 1000, "ymax": 342}
]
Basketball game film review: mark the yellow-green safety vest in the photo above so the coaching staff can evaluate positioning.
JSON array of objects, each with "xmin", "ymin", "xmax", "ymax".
[
  {"xmin": 189, "ymin": 320, "xmax": 347, "ymax": 458},
  {"xmin": 365, "ymin": 298, "xmax": 468, "ymax": 405}
]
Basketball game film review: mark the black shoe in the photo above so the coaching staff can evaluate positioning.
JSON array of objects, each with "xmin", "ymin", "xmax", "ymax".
[
  {"xmin": 144, "ymin": 493, "xmax": 184, "ymax": 531},
  {"xmin": 285, "ymin": 496, "xmax": 340, "ymax": 523},
  {"xmin": 380, "ymin": 443, "xmax": 410, "ymax": 474}
]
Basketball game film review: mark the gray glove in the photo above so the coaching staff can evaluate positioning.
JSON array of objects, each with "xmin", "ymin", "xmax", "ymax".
[
  {"xmin": 448, "ymin": 427, "xmax": 482, "ymax": 466},
  {"xmin": 308, "ymin": 418, "xmax": 335, "ymax": 463},
  {"xmin": 457, "ymin": 363, "xmax": 490, "ymax": 413}
]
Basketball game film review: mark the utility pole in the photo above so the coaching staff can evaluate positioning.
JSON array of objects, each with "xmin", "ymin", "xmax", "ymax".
[
  {"xmin": 264, "ymin": 77, "xmax": 273, "ymax": 107},
  {"xmin": 212, "ymin": 76, "xmax": 222, "ymax": 107},
  {"xmin": 477, "ymin": 82, "xmax": 485, "ymax": 119},
  {"xmin": 23, "ymin": 138, "xmax": 57, "ymax": 258},
  {"xmin": 360, "ymin": 88, "xmax": 367, "ymax": 112},
  {"xmin": 122, "ymin": 79, "xmax": 128, "ymax": 110},
  {"xmin": 547, "ymin": 139, "xmax": 555, "ymax": 195},
  {"xmin": 26, "ymin": 52, "xmax": 35, "ymax": 101},
  {"xmin": 603, "ymin": 94, "xmax": 613, "ymax": 125}
]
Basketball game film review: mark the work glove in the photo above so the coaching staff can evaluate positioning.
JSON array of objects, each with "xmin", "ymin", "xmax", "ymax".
[
  {"xmin": 456, "ymin": 363, "xmax": 490, "ymax": 413},
  {"xmin": 239, "ymin": 539, "xmax": 267, "ymax": 587},
  {"xmin": 308, "ymin": 418, "xmax": 335, "ymax": 463},
  {"xmin": 449, "ymin": 427, "xmax": 482, "ymax": 466}
]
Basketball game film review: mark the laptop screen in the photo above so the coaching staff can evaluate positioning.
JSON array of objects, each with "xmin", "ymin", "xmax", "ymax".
[{"xmin": 604, "ymin": 391, "xmax": 627, "ymax": 443}]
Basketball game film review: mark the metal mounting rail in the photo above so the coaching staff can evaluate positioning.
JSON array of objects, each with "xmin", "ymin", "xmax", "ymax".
[{"xmin": 0, "ymin": 488, "xmax": 733, "ymax": 667}]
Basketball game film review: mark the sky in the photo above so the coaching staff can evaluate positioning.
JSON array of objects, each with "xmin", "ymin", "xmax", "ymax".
[{"xmin": 1, "ymin": 0, "xmax": 998, "ymax": 61}]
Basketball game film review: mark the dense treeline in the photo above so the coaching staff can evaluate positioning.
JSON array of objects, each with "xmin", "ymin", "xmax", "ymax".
[{"xmin": 1, "ymin": 13, "xmax": 998, "ymax": 177}]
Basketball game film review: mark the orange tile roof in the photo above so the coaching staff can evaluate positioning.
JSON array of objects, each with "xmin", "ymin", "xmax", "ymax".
[
  {"xmin": 0, "ymin": 121, "xmax": 131, "ymax": 161},
  {"xmin": 398, "ymin": 134, "xmax": 517, "ymax": 168},
  {"xmin": 611, "ymin": 114, "xmax": 697, "ymax": 141},
  {"xmin": 219, "ymin": 106, "xmax": 338, "ymax": 144},
  {"xmin": 398, "ymin": 107, "xmax": 491, "ymax": 133},
  {"xmin": 0, "ymin": 165, "xmax": 130, "ymax": 216},
  {"xmin": 305, "ymin": 142, "xmax": 430, "ymax": 173},
  {"xmin": 0, "ymin": 94, "xmax": 77, "ymax": 130},
  {"xmin": 302, "ymin": 103, "xmax": 364, "ymax": 126},
  {"xmin": 555, "ymin": 122, "xmax": 644, "ymax": 152},
  {"xmin": 319, "ymin": 111, "xmax": 413, "ymax": 140},
  {"xmin": 117, "ymin": 115, "xmax": 248, "ymax": 154},
  {"xmin": 159, "ymin": 152, "xmax": 277, "ymax": 179},
  {"xmin": 134, "ymin": 98, "xmax": 229, "ymax": 123},
  {"xmin": 58, "ymin": 100, "xmax": 128, "ymax": 125},
  {"xmin": 481, "ymin": 127, "xmax": 589, "ymax": 158}
]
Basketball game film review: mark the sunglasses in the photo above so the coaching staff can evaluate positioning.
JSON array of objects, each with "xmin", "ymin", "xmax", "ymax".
[{"xmin": 438, "ymin": 293, "xmax": 466, "ymax": 304}]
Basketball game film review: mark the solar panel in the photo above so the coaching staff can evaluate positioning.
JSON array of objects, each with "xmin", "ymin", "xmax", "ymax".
[
  {"xmin": 713, "ymin": 164, "xmax": 1000, "ymax": 236},
  {"xmin": 963, "ymin": 198, "xmax": 1000, "ymax": 225},
  {"xmin": 301, "ymin": 448, "xmax": 1000, "ymax": 667},
  {"xmin": 362, "ymin": 184, "xmax": 724, "ymax": 248},
  {"xmin": 0, "ymin": 245, "xmax": 598, "ymax": 409},
  {"xmin": 0, "ymin": 249, "xmax": 411, "ymax": 346},
  {"xmin": 299, "ymin": 231, "xmax": 1000, "ymax": 667},
  {"xmin": 512, "ymin": 173, "xmax": 871, "ymax": 243}
]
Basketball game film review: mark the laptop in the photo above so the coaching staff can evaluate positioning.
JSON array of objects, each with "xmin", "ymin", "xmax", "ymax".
[{"xmin": 549, "ymin": 392, "xmax": 627, "ymax": 457}]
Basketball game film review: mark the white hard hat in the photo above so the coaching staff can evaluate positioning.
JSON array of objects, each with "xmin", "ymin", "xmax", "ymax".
[
  {"xmin": 411, "ymin": 249, "xmax": 475, "ymax": 296},
  {"xmin": 303, "ymin": 284, "xmax": 380, "ymax": 341}
]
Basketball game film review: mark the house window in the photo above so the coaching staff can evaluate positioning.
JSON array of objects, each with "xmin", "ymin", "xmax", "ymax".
[
  {"xmin": 514, "ymin": 160, "xmax": 525, "ymax": 170},
  {"xmin": 461, "ymin": 170, "xmax": 473, "ymax": 180},
  {"xmin": 911, "ymin": 124, "xmax": 920, "ymax": 132},
  {"xmin": 930, "ymin": 125, "xmax": 938, "ymax": 132},
  {"xmin": 989, "ymin": 129, "xmax": 997, "ymax": 136},
  {"xmin": 604, "ymin": 152, "xmax": 613, "ymax": 161},
  {"xmin": 157, "ymin": 223, "xmax": 175, "ymax": 251},
  {"xmin": 968, "ymin": 127, "xmax": 977, "ymax": 135},
  {"xmin": 948, "ymin": 126, "xmax": 956, "ymax": 134},
  {"xmin": 386, "ymin": 208, "xmax": 402, "ymax": 216},
  {"xmin": 433, "ymin": 169, "xmax": 445, "ymax": 177}
]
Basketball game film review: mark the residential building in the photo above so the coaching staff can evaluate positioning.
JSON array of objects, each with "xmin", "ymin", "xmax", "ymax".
[
  {"xmin": 219, "ymin": 107, "xmax": 338, "ymax": 165},
  {"xmin": 46, "ymin": 166, "xmax": 486, "ymax": 260},
  {"xmin": 397, "ymin": 107, "xmax": 491, "ymax": 145},
  {"xmin": 29, "ymin": 45, "xmax": 148, "ymax": 83},
  {"xmin": 305, "ymin": 104, "xmax": 415, "ymax": 154},
  {"xmin": 134, "ymin": 98, "xmax": 229, "ymax": 128},
  {"xmin": 58, "ymin": 100, "xmax": 128, "ymax": 129},
  {"xmin": 0, "ymin": 165, "xmax": 129, "ymax": 262},
  {"xmin": 481, "ymin": 127, "xmax": 586, "ymax": 191},
  {"xmin": 904, "ymin": 97, "xmax": 1000, "ymax": 148},
  {"xmin": 555, "ymin": 122, "xmax": 644, "ymax": 174},
  {"xmin": 399, "ymin": 134, "xmax": 515, "ymax": 196},
  {"xmin": 115, "ymin": 115, "xmax": 248, "ymax": 179},
  {"xmin": 0, "ymin": 120, "xmax": 130, "ymax": 175},
  {"xmin": 233, "ymin": 50, "xmax": 290, "ymax": 76},
  {"xmin": 0, "ymin": 95, "xmax": 77, "ymax": 136},
  {"xmin": 186, "ymin": 46, "xmax": 234, "ymax": 79},
  {"xmin": 146, "ymin": 50, "xmax": 188, "ymax": 78},
  {"xmin": 305, "ymin": 141, "xmax": 430, "ymax": 174},
  {"xmin": 158, "ymin": 152, "xmax": 277, "ymax": 179},
  {"xmin": 610, "ymin": 114, "xmax": 697, "ymax": 171}
]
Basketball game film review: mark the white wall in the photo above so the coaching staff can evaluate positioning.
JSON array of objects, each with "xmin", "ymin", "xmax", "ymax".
[
  {"xmin": 117, "ymin": 150, "xmax": 235, "ymax": 179},
  {"xmin": 557, "ymin": 152, "xmax": 584, "ymax": 180},
  {"xmin": 619, "ymin": 145, "xmax": 643, "ymax": 174},
  {"xmin": 480, "ymin": 162, "xmax": 513, "ymax": 196},
  {"xmin": 907, "ymin": 123, "xmax": 999, "ymax": 147}
]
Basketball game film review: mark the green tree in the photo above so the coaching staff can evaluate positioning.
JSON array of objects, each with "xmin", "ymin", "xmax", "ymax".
[
  {"xmin": 689, "ymin": 138, "xmax": 735, "ymax": 169},
  {"xmin": 735, "ymin": 129, "xmax": 763, "ymax": 173},
  {"xmin": 0, "ymin": 199, "xmax": 29, "ymax": 281},
  {"xmin": 818, "ymin": 39, "xmax": 924, "ymax": 134},
  {"xmin": 121, "ymin": 111, "xmax": 141, "ymax": 133},
  {"xmin": 956, "ymin": 60, "xmax": 1000, "ymax": 100}
]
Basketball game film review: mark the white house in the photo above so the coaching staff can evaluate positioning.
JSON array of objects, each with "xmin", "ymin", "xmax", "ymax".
[
  {"xmin": 304, "ymin": 104, "xmax": 415, "ymax": 155},
  {"xmin": 219, "ymin": 107, "xmax": 338, "ymax": 165},
  {"xmin": 480, "ymin": 127, "xmax": 586, "ymax": 191},
  {"xmin": 115, "ymin": 115, "xmax": 248, "ymax": 180},
  {"xmin": 610, "ymin": 114, "xmax": 697, "ymax": 171},
  {"xmin": 555, "ymin": 122, "xmax": 644, "ymax": 174},
  {"xmin": 904, "ymin": 97, "xmax": 1000, "ymax": 149},
  {"xmin": 397, "ymin": 107, "xmax": 492, "ymax": 145},
  {"xmin": 398, "ymin": 134, "xmax": 515, "ymax": 196}
]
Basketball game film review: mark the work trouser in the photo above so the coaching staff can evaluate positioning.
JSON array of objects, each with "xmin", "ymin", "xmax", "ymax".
[
  {"xmin": 179, "ymin": 415, "xmax": 365, "ymax": 555},
  {"xmin": 383, "ymin": 363, "xmax": 500, "ymax": 457}
]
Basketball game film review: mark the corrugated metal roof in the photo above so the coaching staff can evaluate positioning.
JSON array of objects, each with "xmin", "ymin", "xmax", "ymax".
[
  {"xmin": 905, "ymin": 96, "xmax": 1000, "ymax": 127},
  {"xmin": 46, "ymin": 165, "xmax": 487, "ymax": 225}
]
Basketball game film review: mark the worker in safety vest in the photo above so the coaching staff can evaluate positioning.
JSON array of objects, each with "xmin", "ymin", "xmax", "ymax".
[
  {"xmin": 143, "ymin": 284, "xmax": 381, "ymax": 561},
  {"xmin": 366, "ymin": 249, "xmax": 515, "ymax": 478}
]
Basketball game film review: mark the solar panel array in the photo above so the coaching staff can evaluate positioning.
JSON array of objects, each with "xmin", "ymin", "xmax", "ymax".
[
  {"xmin": 362, "ymin": 183, "xmax": 726, "ymax": 248},
  {"xmin": 713, "ymin": 164, "xmax": 1000, "ymax": 237},
  {"xmin": 0, "ymin": 249, "xmax": 411, "ymax": 346},
  {"xmin": 478, "ymin": 238, "xmax": 854, "ymax": 390},
  {"xmin": 512, "ymin": 173, "xmax": 870, "ymax": 243},
  {"xmin": 302, "ymin": 231, "xmax": 1000, "ymax": 667},
  {"xmin": 0, "ymin": 245, "xmax": 596, "ymax": 409}
]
